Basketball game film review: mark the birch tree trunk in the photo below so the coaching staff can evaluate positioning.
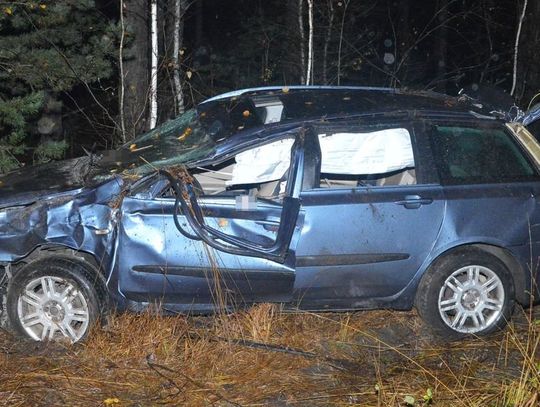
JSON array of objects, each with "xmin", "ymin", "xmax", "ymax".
[
  {"xmin": 118, "ymin": 0, "xmax": 126, "ymax": 142},
  {"xmin": 305, "ymin": 0, "xmax": 314, "ymax": 85},
  {"xmin": 298, "ymin": 0, "xmax": 306, "ymax": 84},
  {"xmin": 511, "ymin": 0, "xmax": 528, "ymax": 97},
  {"xmin": 149, "ymin": 0, "xmax": 158, "ymax": 129},
  {"xmin": 173, "ymin": 0, "xmax": 186, "ymax": 115},
  {"xmin": 518, "ymin": 0, "xmax": 540, "ymax": 104}
]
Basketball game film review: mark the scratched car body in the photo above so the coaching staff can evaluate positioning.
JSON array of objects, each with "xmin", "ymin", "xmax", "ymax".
[{"xmin": 1, "ymin": 86, "xmax": 540, "ymax": 342}]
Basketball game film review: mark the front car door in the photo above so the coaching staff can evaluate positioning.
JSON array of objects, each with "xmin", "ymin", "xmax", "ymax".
[{"xmin": 111, "ymin": 131, "xmax": 307, "ymax": 312}]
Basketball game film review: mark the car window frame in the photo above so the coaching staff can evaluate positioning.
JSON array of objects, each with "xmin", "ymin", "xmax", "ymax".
[
  {"xmin": 425, "ymin": 118, "xmax": 540, "ymax": 186},
  {"xmin": 128, "ymin": 130, "xmax": 302, "ymax": 200},
  {"xmin": 506, "ymin": 122, "xmax": 540, "ymax": 174}
]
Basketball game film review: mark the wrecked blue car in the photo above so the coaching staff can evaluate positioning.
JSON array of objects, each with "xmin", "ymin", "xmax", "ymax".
[{"xmin": 1, "ymin": 86, "xmax": 540, "ymax": 342}]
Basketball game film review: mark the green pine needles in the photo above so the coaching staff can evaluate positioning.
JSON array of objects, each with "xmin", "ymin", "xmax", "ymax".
[
  {"xmin": 0, "ymin": 1, "xmax": 116, "ymax": 173},
  {"xmin": 0, "ymin": 92, "xmax": 43, "ymax": 173}
]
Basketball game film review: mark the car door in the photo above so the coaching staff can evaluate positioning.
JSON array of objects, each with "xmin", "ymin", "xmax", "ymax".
[
  {"xmin": 293, "ymin": 119, "xmax": 446, "ymax": 309},
  {"xmin": 426, "ymin": 120, "xmax": 540, "ymax": 295},
  {"xmin": 113, "ymin": 132, "xmax": 308, "ymax": 309}
]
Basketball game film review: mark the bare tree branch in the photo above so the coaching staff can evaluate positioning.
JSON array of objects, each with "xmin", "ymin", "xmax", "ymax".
[
  {"xmin": 511, "ymin": 0, "xmax": 528, "ymax": 96},
  {"xmin": 337, "ymin": 0, "xmax": 350, "ymax": 86},
  {"xmin": 322, "ymin": 0, "xmax": 334, "ymax": 85}
]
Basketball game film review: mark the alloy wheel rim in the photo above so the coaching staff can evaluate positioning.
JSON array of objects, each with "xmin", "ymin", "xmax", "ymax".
[
  {"xmin": 438, "ymin": 265, "xmax": 505, "ymax": 334},
  {"xmin": 17, "ymin": 276, "xmax": 90, "ymax": 342}
]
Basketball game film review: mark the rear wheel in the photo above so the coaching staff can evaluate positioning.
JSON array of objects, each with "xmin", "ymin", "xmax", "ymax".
[
  {"xmin": 415, "ymin": 248, "xmax": 515, "ymax": 339},
  {"xmin": 7, "ymin": 257, "xmax": 101, "ymax": 343}
]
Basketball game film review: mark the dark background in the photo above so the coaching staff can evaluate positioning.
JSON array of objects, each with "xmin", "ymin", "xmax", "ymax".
[{"xmin": 0, "ymin": 0, "xmax": 538, "ymax": 170}]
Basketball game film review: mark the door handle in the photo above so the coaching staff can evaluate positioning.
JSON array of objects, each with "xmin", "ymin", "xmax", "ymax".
[
  {"xmin": 255, "ymin": 220, "xmax": 280, "ymax": 232},
  {"xmin": 395, "ymin": 195, "xmax": 433, "ymax": 209}
]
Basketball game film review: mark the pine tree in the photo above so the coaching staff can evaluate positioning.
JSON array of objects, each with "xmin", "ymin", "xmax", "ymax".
[
  {"xmin": 0, "ymin": 92, "xmax": 43, "ymax": 173},
  {"xmin": 0, "ymin": 1, "xmax": 116, "ymax": 172}
]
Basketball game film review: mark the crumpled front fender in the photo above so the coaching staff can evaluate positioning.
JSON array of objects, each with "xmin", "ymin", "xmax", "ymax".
[{"xmin": 0, "ymin": 177, "xmax": 125, "ymax": 273}]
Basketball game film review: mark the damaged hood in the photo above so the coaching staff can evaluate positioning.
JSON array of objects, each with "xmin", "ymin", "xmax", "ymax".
[
  {"xmin": 0, "ymin": 134, "xmax": 212, "ymax": 210},
  {"xmin": 0, "ymin": 156, "xmax": 96, "ymax": 208}
]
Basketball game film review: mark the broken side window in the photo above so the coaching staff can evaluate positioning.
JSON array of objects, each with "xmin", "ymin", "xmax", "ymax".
[{"xmin": 192, "ymin": 138, "xmax": 295, "ymax": 200}]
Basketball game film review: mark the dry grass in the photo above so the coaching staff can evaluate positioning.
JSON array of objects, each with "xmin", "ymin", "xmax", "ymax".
[{"xmin": 0, "ymin": 304, "xmax": 539, "ymax": 406}]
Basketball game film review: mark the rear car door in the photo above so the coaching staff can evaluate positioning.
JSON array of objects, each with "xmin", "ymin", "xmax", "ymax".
[
  {"xmin": 293, "ymin": 119, "xmax": 446, "ymax": 309},
  {"xmin": 425, "ymin": 120, "xmax": 540, "ymax": 303}
]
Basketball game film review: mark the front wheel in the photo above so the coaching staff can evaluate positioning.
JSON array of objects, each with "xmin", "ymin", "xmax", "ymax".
[
  {"xmin": 415, "ymin": 248, "xmax": 515, "ymax": 339},
  {"xmin": 7, "ymin": 257, "xmax": 101, "ymax": 343}
]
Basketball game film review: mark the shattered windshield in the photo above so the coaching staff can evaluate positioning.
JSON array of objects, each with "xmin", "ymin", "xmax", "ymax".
[
  {"xmin": 120, "ymin": 109, "xmax": 217, "ymax": 173},
  {"xmin": 89, "ymin": 109, "xmax": 223, "ymax": 182},
  {"xmin": 89, "ymin": 96, "xmax": 266, "ymax": 182}
]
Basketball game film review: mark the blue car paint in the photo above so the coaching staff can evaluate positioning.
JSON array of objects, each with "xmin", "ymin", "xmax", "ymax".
[
  {"xmin": 112, "ymin": 195, "xmax": 301, "ymax": 310},
  {"xmin": 110, "ymin": 140, "xmax": 540, "ymax": 312},
  {"xmin": 292, "ymin": 184, "xmax": 446, "ymax": 309},
  {"xmin": 1, "ymin": 87, "xmax": 540, "ymax": 316},
  {"xmin": 430, "ymin": 182, "xmax": 540, "ymax": 302},
  {"xmin": 0, "ymin": 177, "xmax": 124, "ymax": 267}
]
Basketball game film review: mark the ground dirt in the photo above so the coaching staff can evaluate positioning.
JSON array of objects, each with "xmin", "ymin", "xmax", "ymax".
[{"xmin": 0, "ymin": 304, "xmax": 539, "ymax": 406}]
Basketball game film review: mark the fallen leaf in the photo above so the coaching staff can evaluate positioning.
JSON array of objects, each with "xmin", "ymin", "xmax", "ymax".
[
  {"xmin": 403, "ymin": 395, "xmax": 415, "ymax": 406},
  {"xmin": 218, "ymin": 218, "xmax": 228, "ymax": 228},
  {"xmin": 178, "ymin": 127, "xmax": 192, "ymax": 141}
]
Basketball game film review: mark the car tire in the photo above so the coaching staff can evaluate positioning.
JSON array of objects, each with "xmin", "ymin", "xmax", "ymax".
[
  {"xmin": 415, "ymin": 247, "xmax": 515, "ymax": 340},
  {"xmin": 6, "ymin": 257, "xmax": 102, "ymax": 343}
]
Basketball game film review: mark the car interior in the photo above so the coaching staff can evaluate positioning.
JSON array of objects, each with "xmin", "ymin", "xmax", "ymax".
[{"xmin": 139, "ymin": 125, "xmax": 418, "ymax": 203}]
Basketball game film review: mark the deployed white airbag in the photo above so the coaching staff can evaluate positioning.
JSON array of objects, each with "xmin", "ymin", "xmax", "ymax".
[
  {"xmin": 228, "ymin": 138, "xmax": 294, "ymax": 185},
  {"xmin": 227, "ymin": 128, "xmax": 414, "ymax": 186},
  {"xmin": 318, "ymin": 128, "xmax": 414, "ymax": 174}
]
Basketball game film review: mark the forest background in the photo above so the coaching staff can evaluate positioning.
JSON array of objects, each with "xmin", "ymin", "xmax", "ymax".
[{"xmin": 0, "ymin": 0, "xmax": 537, "ymax": 173}]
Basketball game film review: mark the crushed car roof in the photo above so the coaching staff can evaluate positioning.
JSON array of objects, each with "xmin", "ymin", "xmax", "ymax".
[
  {"xmin": 201, "ymin": 86, "xmax": 497, "ymax": 120},
  {"xmin": 0, "ymin": 86, "xmax": 499, "ymax": 207}
]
